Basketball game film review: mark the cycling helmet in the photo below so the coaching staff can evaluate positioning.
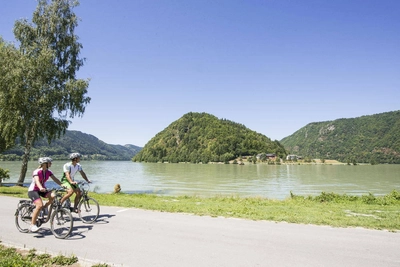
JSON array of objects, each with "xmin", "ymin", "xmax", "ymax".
[
  {"xmin": 44, "ymin": 157, "xmax": 53, "ymax": 162},
  {"xmin": 38, "ymin": 157, "xmax": 51, "ymax": 165},
  {"xmin": 69, "ymin": 152, "xmax": 81, "ymax": 160}
]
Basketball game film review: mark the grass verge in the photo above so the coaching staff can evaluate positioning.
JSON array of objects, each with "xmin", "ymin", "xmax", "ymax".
[{"xmin": 2, "ymin": 186, "xmax": 399, "ymax": 231}]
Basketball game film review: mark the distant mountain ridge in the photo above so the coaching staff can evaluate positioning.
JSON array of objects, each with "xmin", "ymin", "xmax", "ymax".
[
  {"xmin": 280, "ymin": 110, "xmax": 400, "ymax": 164},
  {"xmin": 133, "ymin": 112, "xmax": 287, "ymax": 163},
  {"xmin": 1, "ymin": 130, "xmax": 142, "ymax": 161},
  {"xmin": 4, "ymin": 111, "xmax": 398, "ymax": 164}
]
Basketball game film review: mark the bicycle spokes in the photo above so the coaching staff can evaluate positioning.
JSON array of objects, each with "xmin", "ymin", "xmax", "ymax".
[
  {"xmin": 83, "ymin": 201, "xmax": 92, "ymax": 212},
  {"xmin": 50, "ymin": 208, "xmax": 73, "ymax": 239},
  {"xmin": 78, "ymin": 198, "xmax": 99, "ymax": 224},
  {"xmin": 15, "ymin": 204, "xmax": 33, "ymax": 233}
]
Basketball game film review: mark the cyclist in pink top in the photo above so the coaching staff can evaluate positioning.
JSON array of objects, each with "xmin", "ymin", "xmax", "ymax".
[{"xmin": 27, "ymin": 157, "xmax": 63, "ymax": 232}]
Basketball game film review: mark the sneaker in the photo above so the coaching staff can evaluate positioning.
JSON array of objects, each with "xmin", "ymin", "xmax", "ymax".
[
  {"xmin": 70, "ymin": 207, "xmax": 79, "ymax": 213},
  {"xmin": 29, "ymin": 224, "xmax": 40, "ymax": 233}
]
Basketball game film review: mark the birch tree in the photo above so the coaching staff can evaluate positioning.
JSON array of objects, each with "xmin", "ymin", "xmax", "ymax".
[{"xmin": 0, "ymin": 0, "xmax": 90, "ymax": 185}]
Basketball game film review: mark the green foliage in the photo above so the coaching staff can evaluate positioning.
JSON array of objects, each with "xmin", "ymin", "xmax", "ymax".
[
  {"xmin": 290, "ymin": 190, "xmax": 400, "ymax": 206},
  {"xmin": 0, "ymin": 168, "xmax": 10, "ymax": 182},
  {"xmin": 51, "ymin": 254, "xmax": 79, "ymax": 265},
  {"xmin": 1, "ymin": 130, "xmax": 141, "ymax": 161},
  {"xmin": 133, "ymin": 112, "xmax": 287, "ymax": 163},
  {"xmin": 0, "ymin": 244, "xmax": 78, "ymax": 267},
  {"xmin": 0, "ymin": 136, "xmax": 7, "ymax": 153},
  {"xmin": 280, "ymin": 110, "xmax": 400, "ymax": 164},
  {"xmin": 0, "ymin": 38, "xmax": 24, "ymax": 151},
  {"xmin": 0, "ymin": 0, "xmax": 91, "ymax": 184}
]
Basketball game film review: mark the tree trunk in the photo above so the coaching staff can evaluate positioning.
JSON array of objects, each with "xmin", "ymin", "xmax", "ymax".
[
  {"xmin": 17, "ymin": 153, "xmax": 29, "ymax": 186},
  {"xmin": 16, "ymin": 127, "xmax": 35, "ymax": 186},
  {"xmin": 16, "ymin": 144, "xmax": 32, "ymax": 186}
]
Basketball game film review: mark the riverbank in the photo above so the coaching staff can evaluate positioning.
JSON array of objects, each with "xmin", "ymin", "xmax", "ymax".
[{"xmin": 2, "ymin": 186, "xmax": 399, "ymax": 232}]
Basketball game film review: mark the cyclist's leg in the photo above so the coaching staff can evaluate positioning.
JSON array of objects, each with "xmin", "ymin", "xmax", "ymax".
[
  {"xmin": 42, "ymin": 191, "xmax": 53, "ymax": 215},
  {"xmin": 60, "ymin": 181, "xmax": 75, "ymax": 205},
  {"xmin": 72, "ymin": 185, "xmax": 81, "ymax": 211},
  {"xmin": 28, "ymin": 191, "xmax": 44, "ymax": 227}
]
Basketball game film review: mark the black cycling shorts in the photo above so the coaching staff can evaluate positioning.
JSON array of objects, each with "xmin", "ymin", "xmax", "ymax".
[{"xmin": 28, "ymin": 190, "xmax": 49, "ymax": 202}]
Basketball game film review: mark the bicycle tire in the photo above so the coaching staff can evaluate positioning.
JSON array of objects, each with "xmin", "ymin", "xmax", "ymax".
[
  {"xmin": 50, "ymin": 208, "xmax": 73, "ymax": 239},
  {"xmin": 78, "ymin": 197, "xmax": 100, "ymax": 223},
  {"xmin": 15, "ymin": 203, "xmax": 32, "ymax": 233}
]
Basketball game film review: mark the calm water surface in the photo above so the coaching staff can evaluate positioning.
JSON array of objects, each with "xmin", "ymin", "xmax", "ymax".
[{"xmin": 1, "ymin": 161, "xmax": 399, "ymax": 200}]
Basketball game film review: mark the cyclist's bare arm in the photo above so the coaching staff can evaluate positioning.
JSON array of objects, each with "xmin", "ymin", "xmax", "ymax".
[
  {"xmin": 50, "ymin": 175, "xmax": 63, "ymax": 186},
  {"xmin": 79, "ymin": 170, "xmax": 91, "ymax": 183}
]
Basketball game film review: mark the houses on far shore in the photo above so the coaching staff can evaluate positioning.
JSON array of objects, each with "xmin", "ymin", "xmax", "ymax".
[
  {"xmin": 256, "ymin": 153, "xmax": 276, "ymax": 161},
  {"xmin": 286, "ymin": 154, "xmax": 302, "ymax": 161},
  {"xmin": 251, "ymin": 153, "xmax": 303, "ymax": 161}
]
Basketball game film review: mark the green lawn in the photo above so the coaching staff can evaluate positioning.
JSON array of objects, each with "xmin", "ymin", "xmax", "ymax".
[{"xmin": 2, "ymin": 185, "xmax": 400, "ymax": 231}]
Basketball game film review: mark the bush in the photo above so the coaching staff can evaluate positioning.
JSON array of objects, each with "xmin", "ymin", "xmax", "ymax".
[{"xmin": 0, "ymin": 168, "xmax": 10, "ymax": 185}]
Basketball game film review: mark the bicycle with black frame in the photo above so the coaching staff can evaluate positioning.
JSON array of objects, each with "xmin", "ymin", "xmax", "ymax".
[
  {"xmin": 15, "ymin": 187, "xmax": 74, "ymax": 239},
  {"xmin": 63, "ymin": 180, "xmax": 100, "ymax": 223}
]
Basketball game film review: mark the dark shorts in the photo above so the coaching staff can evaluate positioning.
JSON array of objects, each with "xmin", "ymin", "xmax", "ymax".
[{"xmin": 28, "ymin": 190, "xmax": 50, "ymax": 202}]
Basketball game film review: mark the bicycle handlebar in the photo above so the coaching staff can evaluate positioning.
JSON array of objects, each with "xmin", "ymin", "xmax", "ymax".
[
  {"xmin": 75, "ymin": 181, "xmax": 91, "ymax": 192},
  {"xmin": 76, "ymin": 181, "xmax": 91, "ymax": 187}
]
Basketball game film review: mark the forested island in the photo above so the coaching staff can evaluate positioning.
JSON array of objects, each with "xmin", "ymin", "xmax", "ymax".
[{"xmin": 133, "ymin": 112, "xmax": 287, "ymax": 163}]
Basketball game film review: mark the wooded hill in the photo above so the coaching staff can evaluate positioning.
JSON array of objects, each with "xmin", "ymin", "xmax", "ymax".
[
  {"xmin": 280, "ymin": 110, "xmax": 400, "ymax": 164},
  {"xmin": 133, "ymin": 112, "xmax": 287, "ymax": 163},
  {"xmin": 1, "ymin": 130, "xmax": 142, "ymax": 161}
]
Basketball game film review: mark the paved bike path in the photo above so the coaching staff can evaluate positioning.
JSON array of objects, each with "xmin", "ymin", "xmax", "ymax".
[{"xmin": 1, "ymin": 195, "xmax": 399, "ymax": 267}]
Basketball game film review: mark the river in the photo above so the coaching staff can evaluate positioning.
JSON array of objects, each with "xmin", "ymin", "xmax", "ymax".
[{"xmin": 1, "ymin": 161, "xmax": 399, "ymax": 200}]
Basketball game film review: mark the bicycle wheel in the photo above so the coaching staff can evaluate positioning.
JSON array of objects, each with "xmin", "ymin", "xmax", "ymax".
[
  {"xmin": 15, "ymin": 204, "xmax": 32, "ymax": 233},
  {"xmin": 78, "ymin": 197, "xmax": 100, "ymax": 223},
  {"xmin": 50, "ymin": 208, "xmax": 73, "ymax": 239}
]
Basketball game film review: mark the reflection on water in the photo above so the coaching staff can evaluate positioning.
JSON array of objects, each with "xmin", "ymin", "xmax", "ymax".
[{"xmin": 1, "ymin": 161, "xmax": 399, "ymax": 200}]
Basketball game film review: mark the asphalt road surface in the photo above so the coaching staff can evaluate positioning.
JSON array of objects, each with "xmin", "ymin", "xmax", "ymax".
[{"xmin": 1, "ymin": 195, "xmax": 399, "ymax": 267}]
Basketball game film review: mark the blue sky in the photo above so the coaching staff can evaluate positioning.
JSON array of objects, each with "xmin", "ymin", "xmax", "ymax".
[{"xmin": 1, "ymin": 0, "xmax": 399, "ymax": 147}]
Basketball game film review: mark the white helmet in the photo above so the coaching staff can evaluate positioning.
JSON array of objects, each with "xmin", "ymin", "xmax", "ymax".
[
  {"xmin": 69, "ymin": 152, "xmax": 81, "ymax": 160},
  {"xmin": 44, "ymin": 157, "xmax": 53, "ymax": 162},
  {"xmin": 38, "ymin": 157, "xmax": 51, "ymax": 165}
]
